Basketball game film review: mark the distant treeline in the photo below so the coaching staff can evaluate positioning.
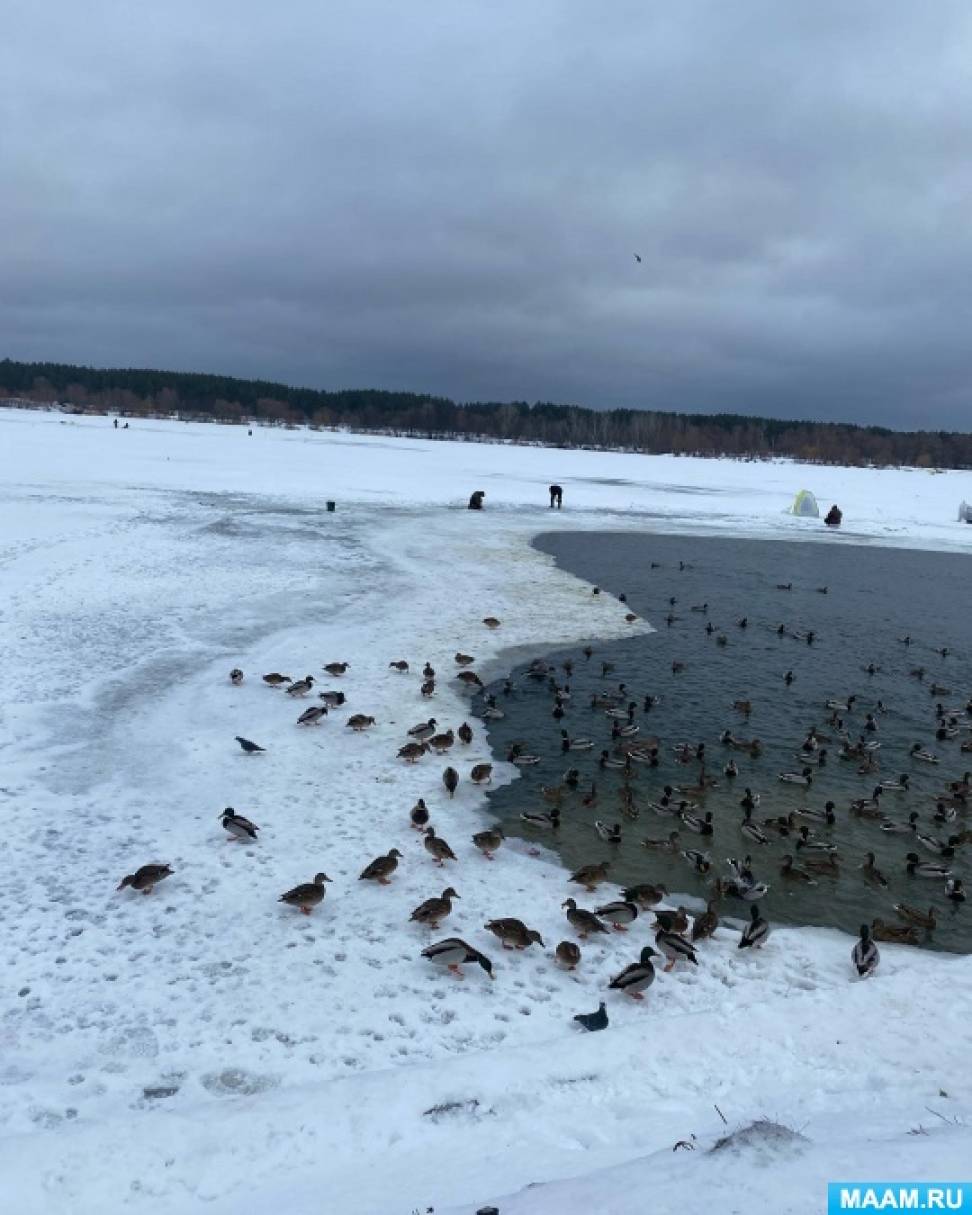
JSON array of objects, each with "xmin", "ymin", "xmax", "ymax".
[{"xmin": 2, "ymin": 357, "xmax": 970, "ymax": 468}]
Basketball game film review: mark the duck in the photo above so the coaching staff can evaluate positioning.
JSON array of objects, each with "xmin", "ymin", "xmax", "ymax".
[
  {"xmin": 235, "ymin": 735, "xmax": 266, "ymax": 754},
  {"xmin": 346, "ymin": 714, "xmax": 376, "ymax": 732},
  {"xmin": 359, "ymin": 848, "xmax": 403, "ymax": 885},
  {"xmin": 594, "ymin": 821, "xmax": 623, "ymax": 844},
  {"xmin": 599, "ymin": 750, "xmax": 629, "ymax": 771},
  {"xmin": 778, "ymin": 767, "xmax": 814, "ymax": 786},
  {"xmin": 795, "ymin": 827, "xmax": 839, "ymax": 855},
  {"xmin": 910, "ymin": 744, "xmax": 939, "ymax": 764},
  {"xmin": 860, "ymin": 852, "xmax": 888, "ymax": 887},
  {"xmin": 562, "ymin": 898, "xmax": 609, "ymax": 938},
  {"xmin": 424, "ymin": 827, "xmax": 457, "ymax": 865},
  {"xmin": 780, "ymin": 854, "xmax": 817, "ymax": 884},
  {"xmin": 740, "ymin": 788, "xmax": 760, "ymax": 812},
  {"xmin": 680, "ymin": 809, "xmax": 713, "ymax": 836},
  {"xmin": 470, "ymin": 763, "xmax": 493, "ymax": 785},
  {"xmin": 654, "ymin": 906, "xmax": 690, "ymax": 934},
  {"xmin": 893, "ymin": 903, "xmax": 937, "ymax": 930},
  {"xmin": 520, "ymin": 807, "xmax": 560, "ymax": 832},
  {"xmin": 641, "ymin": 829, "xmax": 681, "ymax": 852},
  {"xmin": 422, "ymin": 662, "xmax": 435, "ymax": 681},
  {"xmin": 621, "ymin": 882, "xmax": 668, "ymax": 908},
  {"xmin": 219, "ymin": 808, "xmax": 259, "ymax": 842},
  {"xmin": 852, "ymin": 924, "xmax": 880, "ymax": 977},
  {"xmin": 297, "ymin": 704, "xmax": 329, "ymax": 726},
  {"xmin": 442, "ymin": 767, "xmax": 459, "ymax": 798},
  {"xmin": 457, "ymin": 722, "xmax": 474, "ymax": 745},
  {"xmin": 593, "ymin": 900, "xmax": 639, "ymax": 931},
  {"xmin": 116, "ymin": 863, "xmax": 173, "ymax": 894},
  {"xmin": 322, "ymin": 662, "xmax": 349, "ymax": 676},
  {"xmin": 454, "ymin": 652, "xmax": 475, "ymax": 666},
  {"xmin": 561, "ymin": 730, "xmax": 594, "ymax": 751},
  {"xmin": 507, "ymin": 744, "xmax": 540, "ymax": 765},
  {"xmin": 388, "ymin": 660, "xmax": 410, "ymax": 672},
  {"xmin": 801, "ymin": 852, "xmax": 840, "ymax": 876},
  {"xmin": 914, "ymin": 827, "xmax": 955, "ymax": 857},
  {"xmin": 420, "ymin": 679, "xmax": 436, "ymax": 698},
  {"xmin": 484, "ymin": 917, "xmax": 544, "ymax": 950},
  {"xmin": 738, "ymin": 903, "xmax": 770, "ymax": 950},
  {"xmin": 409, "ymin": 798, "xmax": 430, "ymax": 830},
  {"xmin": 608, "ymin": 946, "xmax": 659, "ymax": 1000},
  {"xmin": 691, "ymin": 900, "xmax": 720, "ymax": 941},
  {"xmin": 681, "ymin": 848, "xmax": 712, "ymax": 874},
  {"xmin": 569, "ymin": 861, "xmax": 610, "ymax": 892},
  {"xmin": 428, "ymin": 729, "xmax": 455, "ymax": 753},
  {"xmin": 482, "ymin": 704, "xmax": 505, "ymax": 720},
  {"xmin": 472, "ymin": 826, "xmax": 504, "ymax": 859},
  {"xmin": 397, "ymin": 741, "xmax": 428, "ymax": 763},
  {"xmin": 555, "ymin": 940, "xmax": 581, "ymax": 970},
  {"xmin": 945, "ymin": 878, "xmax": 965, "ymax": 903},
  {"xmin": 879, "ymin": 811, "xmax": 920, "ymax": 836},
  {"xmin": 654, "ymin": 929, "xmax": 699, "ymax": 971},
  {"xmin": 741, "ymin": 811, "xmax": 769, "ymax": 845},
  {"xmin": 933, "ymin": 802, "xmax": 958, "ymax": 825},
  {"xmin": 826, "ymin": 696, "xmax": 855, "ymax": 712},
  {"xmin": 850, "ymin": 789, "xmax": 884, "ymax": 819},
  {"xmin": 482, "ymin": 617, "xmax": 502, "ymax": 629},
  {"xmin": 879, "ymin": 774, "xmax": 910, "ymax": 792},
  {"xmin": 230, "ymin": 668, "xmax": 244, "ymax": 685},
  {"xmin": 421, "ymin": 937, "xmax": 493, "ymax": 980},
  {"xmin": 262, "ymin": 672, "xmax": 292, "ymax": 687},
  {"xmin": 278, "ymin": 872, "xmax": 331, "ymax": 914},
  {"xmin": 871, "ymin": 918, "xmax": 920, "ymax": 945},
  {"xmin": 318, "ymin": 690, "xmax": 346, "ymax": 707},
  {"xmin": 286, "ymin": 676, "xmax": 315, "ymax": 696},
  {"xmin": 410, "ymin": 887, "xmax": 460, "ymax": 928},
  {"xmin": 798, "ymin": 801, "xmax": 837, "ymax": 825}
]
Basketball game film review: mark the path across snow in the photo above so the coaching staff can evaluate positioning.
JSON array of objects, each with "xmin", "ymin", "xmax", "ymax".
[{"xmin": 1, "ymin": 409, "xmax": 970, "ymax": 1214}]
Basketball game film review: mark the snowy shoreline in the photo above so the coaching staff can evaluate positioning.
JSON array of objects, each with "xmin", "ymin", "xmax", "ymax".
[{"xmin": 2, "ymin": 408, "xmax": 971, "ymax": 1215}]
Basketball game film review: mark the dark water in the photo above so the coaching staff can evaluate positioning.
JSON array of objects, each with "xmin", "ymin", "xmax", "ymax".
[{"xmin": 480, "ymin": 532, "xmax": 972, "ymax": 952}]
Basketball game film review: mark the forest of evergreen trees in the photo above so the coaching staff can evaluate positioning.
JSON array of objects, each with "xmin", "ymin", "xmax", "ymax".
[{"xmin": 2, "ymin": 357, "xmax": 970, "ymax": 468}]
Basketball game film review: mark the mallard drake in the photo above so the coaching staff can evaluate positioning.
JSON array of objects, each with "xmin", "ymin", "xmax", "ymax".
[
  {"xmin": 346, "ymin": 714, "xmax": 376, "ymax": 732},
  {"xmin": 945, "ymin": 878, "xmax": 965, "ymax": 903},
  {"xmin": 457, "ymin": 670, "xmax": 484, "ymax": 689},
  {"xmin": 472, "ymin": 826, "xmax": 503, "ymax": 858},
  {"xmin": 798, "ymin": 801, "xmax": 837, "ymax": 826},
  {"xmin": 278, "ymin": 872, "xmax": 331, "ymax": 914},
  {"xmin": 872, "ymin": 918, "xmax": 919, "ymax": 945},
  {"xmin": 681, "ymin": 810, "xmax": 714, "ymax": 836},
  {"xmin": 421, "ymin": 937, "xmax": 493, "ymax": 979},
  {"xmin": 654, "ymin": 906, "xmax": 690, "ymax": 934},
  {"xmin": 235, "ymin": 735, "xmax": 265, "ymax": 754},
  {"xmin": 263, "ymin": 672, "xmax": 292, "ymax": 687},
  {"xmin": 738, "ymin": 903, "xmax": 770, "ymax": 950},
  {"xmin": 795, "ymin": 828, "xmax": 839, "ymax": 855},
  {"xmin": 442, "ymin": 767, "xmax": 459, "ymax": 798},
  {"xmin": 642, "ymin": 830, "xmax": 680, "ymax": 852},
  {"xmin": 424, "ymin": 827, "xmax": 457, "ymax": 864},
  {"xmin": 569, "ymin": 861, "xmax": 610, "ymax": 892},
  {"xmin": 555, "ymin": 939, "xmax": 581, "ymax": 970},
  {"xmin": 741, "ymin": 811, "xmax": 769, "ymax": 845},
  {"xmin": 420, "ymin": 679, "xmax": 436, "ymax": 698},
  {"xmin": 893, "ymin": 902, "xmax": 937, "ymax": 929},
  {"xmin": 561, "ymin": 730, "xmax": 594, "ymax": 751},
  {"xmin": 397, "ymin": 741, "xmax": 428, "ymax": 763},
  {"xmin": 410, "ymin": 798, "xmax": 430, "ymax": 830},
  {"xmin": 410, "ymin": 887, "xmax": 460, "ymax": 928},
  {"xmin": 286, "ymin": 676, "xmax": 315, "ymax": 696},
  {"xmin": 780, "ymin": 854, "xmax": 817, "ymax": 884},
  {"xmin": 879, "ymin": 774, "xmax": 910, "ymax": 792},
  {"xmin": 681, "ymin": 848, "xmax": 712, "ymax": 874},
  {"xmin": 388, "ymin": 660, "xmax": 410, "ymax": 672},
  {"xmin": 850, "ymin": 788, "xmax": 884, "ymax": 817},
  {"xmin": 740, "ymin": 788, "xmax": 760, "ymax": 811},
  {"xmin": 594, "ymin": 821, "xmax": 622, "ymax": 844},
  {"xmin": 859, "ymin": 852, "xmax": 888, "ymax": 887},
  {"xmin": 359, "ymin": 848, "xmax": 403, "ymax": 885},
  {"xmin": 934, "ymin": 802, "xmax": 958, "ymax": 825},
  {"xmin": 724, "ymin": 759, "xmax": 738, "ymax": 778},
  {"xmin": 455, "ymin": 652, "xmax": 475, "ymax": 666},
  {"xmin": 297, "ymin": 704, "xmax": 328, "ymax": 726},
  {"xmin": 322, "ymin": 662, "xmax": 349, "ymax": 676},
  {"xmin": 910, "ymin": 744, "xmax": 939, "ymax": 764},
  {"xmin": 482, "ymin": 617, "xmax": 502, "ymax": 629},
  {"xmin": 319, "ymin": 690, "xmax": 346, "ymax": 707},
  {"xmin": 520, "ymin": 807, "xmax": 560, "ymax": 831},
  {"xmin": 599, "ymin": 750, "xmax": 629, "ymax": 771},
  {"xmin": 219, "ymin": 808, "xmax": 259, "ymax": 842},
  {"xmin": 655, "ymin": 928, "xmax": 698, "ymax": 970},
  {"xmin": 408, "ymin": 718, "xmax": 437, "ymax": 739},
  {"xmin": 422, "ymin": 662, "xmax": 435, "ymax": 681},
  {"xmin": 593, "ymin": 900, "xmax": 638, "ymax": 931},
  {"xmin": 562, "ymin": 897, "xmax": 609, "ymax": 938},
  {"xmin": 691, "ymin": 900, "xmax": 720, "ymax": 941},
  {"xmin": 778, "ymin": 767, "xmax": 814, "ymax": 786},
  {"xmin": 903, "ymin": 850, "xmax": 947, "ymax": 879},
  {"xmin": 428, "ymin": 730, "xmax": 455, "ymax": 753},
  {"xmin": 484, "ymin": 917, "xmax": 544, "ymax": 950},
  {"xmin": 852, "ymin": 924, "xmax": 880, "ymax": 976},
  {"xmin": 507, "ymin": 748, "xmax": 539, "ymax": 765},
  {"xmin": 880, "ymin": 811, "xmax": 919, "ymax": 836},
  {"xmin": 914, "ymin": 829, "xmax": 955, "ymax": 857},
  {"xmin": 457, "ymin": 722, "xmax": 473, "ymax": 745},
  {"xmin": 621, "ymin": 882, "xmax": 667, "ymax": 908},
  {"xmin": 230, "ymin": 668, "xmax": 244, "ymax": 685},
  {"xmin": 117, "ymin": 863, "xmax": 173, "ymax": 894},
  {"xmin": 470, "ymin": 763, "xmax": 493, "ymax": 785},
  {"xmin": 608, "ymin": 946, "xmax": 659, "ymax": 1000}
]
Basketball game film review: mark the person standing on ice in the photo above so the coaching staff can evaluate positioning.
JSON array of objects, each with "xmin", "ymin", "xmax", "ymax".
[{"xmin": 549, "ymin": 483, "xmax": 563, "ymax": 508}]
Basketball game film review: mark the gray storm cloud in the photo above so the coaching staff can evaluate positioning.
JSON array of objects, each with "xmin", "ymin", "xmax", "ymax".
[{"xmin": 3, "ymin": 0, "xmax": 972, "ymax": 428}]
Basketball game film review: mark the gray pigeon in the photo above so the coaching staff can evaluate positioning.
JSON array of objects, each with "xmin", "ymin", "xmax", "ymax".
[
  {"xmin": 573, "ymin": 1001, "xmax": 608, "ymax": 1032},
  {"xmin": 235, "ymin": 736, "xmax": 265, "ymax": 754}
]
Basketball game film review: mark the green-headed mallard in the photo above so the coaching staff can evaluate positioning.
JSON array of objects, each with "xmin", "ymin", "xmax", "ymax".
[
  {"xmin": 117, "ymin": 863, "xmax": 173, "ymax": 894},
  {"xmin": 219, "ymin": 808, "xmax": 259, "ymax": 842},
  {"xmin": 286, "ymin": 676, "xmax": 315, "ymax": 697},
  {"xmin": 593, "ymin": 899, "xmax": 638, "ymax": 931},
  {"xmin": 278, "ymin": 872, "xmax": 331, "ymax": 914},
  {"xmin": 608, "ymin": 946, "xmax": 659, "ymax": 1000},
  {"xmin": 421, "ymin": 937, "xmax": 493, "ymax": 980},
  {"xmin": 852, "ymin": 924, "xmax": 880, "ymax": 976},
  {"xmin": 410, "ymin": 887, "xmax": 459, "ymax": 928},
  {"xmin": 408, "ymin": 718, "xmax": 437, "ymax": 739},
  {"xmin": 483, "ymin": 917, "xmax": 544, "ymax": 950},
  {"xmin": 654, "ymin": 928, "xmax": 698, "ymax": 970},
  {"xmin": 358, "ymin": 848, "xmax": 403, "ymax": 885},
  {"xmin": 297, "ymin": 704, "xmax": 328, "ymax": 726},
  {"xmin": 230, "ymin": 668, "xmax": 244, "ymax": 685},
  {"xmin": 738, "ymin": 903, "xmax": 770, "ymax": 950}
]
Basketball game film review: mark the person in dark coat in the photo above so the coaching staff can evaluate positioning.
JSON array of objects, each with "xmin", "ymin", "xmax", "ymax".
[
  {"xmin": 824, "ymin": 504, "xmax": 842, "ymax": 527},
  {"xmin": 468, "ymin": 490, "xmax": 485, "ymax": 510},
  {"xmin": 549, "ymin": 484, "xmax": 563, "ymax": 508}
]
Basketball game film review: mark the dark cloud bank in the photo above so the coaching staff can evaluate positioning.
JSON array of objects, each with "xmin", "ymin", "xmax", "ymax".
[{"xmin": 3, "ymin": 1, "xmax": 972, "ymax": 430}]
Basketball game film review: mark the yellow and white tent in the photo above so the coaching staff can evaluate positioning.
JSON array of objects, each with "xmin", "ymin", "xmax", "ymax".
[{"xmin": 790, "ymin": 489, "xmax": 819, "ymax": 518}]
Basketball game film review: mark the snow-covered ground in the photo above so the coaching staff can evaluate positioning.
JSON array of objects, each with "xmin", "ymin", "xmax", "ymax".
[{"xmin": 1, "ymin": 407, "xmax": 970, "ymax": 1215}]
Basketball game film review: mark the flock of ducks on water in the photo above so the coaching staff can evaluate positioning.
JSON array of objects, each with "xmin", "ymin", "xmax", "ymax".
[{"xmin": 115, "ymin": 577, "xmax": 970, "ymax": 1030}]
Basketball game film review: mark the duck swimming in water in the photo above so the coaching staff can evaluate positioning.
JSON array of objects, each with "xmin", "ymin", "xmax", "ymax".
[
  {"xmin": 859, "ymin": 852, "xmax": 888, "ymax": 887},
  {"xmin": 905, "ymin": 852, "xmax": 951, "ymax": 879}
]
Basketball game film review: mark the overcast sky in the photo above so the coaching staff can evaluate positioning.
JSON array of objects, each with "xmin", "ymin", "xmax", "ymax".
[{"xmin": 3, "ymin": 2, "xmax": 972, "ymax": 429}]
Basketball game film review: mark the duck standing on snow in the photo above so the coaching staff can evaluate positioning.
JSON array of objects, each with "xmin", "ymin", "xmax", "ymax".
[
  {"xmin": 852, "ymin": 924, "xmax": 880, "ymax": 977},
  {"xmin": 230, "ymin": 668, "xmax": 244, "ymax": 685},
  {"xmin": 562, "ymin": 898, "xmax": 609, "ymax": 938},
  {"xmin": 655, "ymin": 929, "xmax": 698, "ymax": 971},
  {"xmin": 117, "ymin": 863, "xmax": 173, "ymax": 894},
  {"xmin": 358, "ymin": 848, "xmax": 403, "ymax": 885},
  {"xmin": 298, "ymin": 704, "xmax": 328, "ymax": 726},
  {"xmin": 410, "ymin": 887, "xmax": 460, "ymax": 928},
  {"xmin": 262, "ymin": 672, "xmax": 291, "ymax": 687},
  {"xmin": 388, "ymin": 660, "xmax": 409, "ymax": 672},
  {"xmin": 457, "ymin": 721, "xmax": 473, "ymax": 745},
  {"xmin": 569, "ymin": 861, "xmax": 610, "ymax": 892},
  {"xmin": 424, "ymin": 827, "xmax": 457, "ymax": 865},
  {"xmin": 608, "ymin": 946, "xmax": 659, "ymax": 1000},
  {"xmin": 397, "ymin": 741, "xmax": 428, "ymax": 762},
  {"xmin": 621, "ymin": 882, "xmax": 668, "ymax": 908},
  {"xmin": 286, "ymin": 676, "xmax": 315, "ymax": 696},
  {"xmin": 472, "ymin": 826, "xmax": 504, "ymax": 859},
  {"xmin": 408, "ymin": 718, "xmax": 437, "ymax": 740},
  {"xmin": 409, "ymin": 798, "xmax": 430, "ymax": 830},
  {"xmin": 346, "ymin": 714, "xmax": 376, "ymax": 732},
  {"xmin": 421, "ymin": 938, "xmax": 493, "ymax": 980},
  {"xmin": 555, "ymin": 940, "xmax": 581, "ymax": 970},
  {"xmin": 219, "ymin": 808, "xmax": 259, "ymax": 842},
  {"xmin": 691, "ymin": 900, "xmax": 720, "ymax": 941},
  {"xmin": 738, "ymin": 904, "xmax": 770, "ymax": 950},
  {"xmin": 470, "ymin": 763, "xmax": 493, "ymax": 785},
  {"xmin": 593, "ymin": 899, "xmax": 639, "ymax": 931},
  {"xmin": 278, "ymin": 872, "xmax": 332, "ymax": 914},
  {"xmin": 483, "ymin": 918, "xmax": 544, "ymax": 950},
  {"xmin": 323, "ymin": 662, "xmax": 349, "ymax": 676}
]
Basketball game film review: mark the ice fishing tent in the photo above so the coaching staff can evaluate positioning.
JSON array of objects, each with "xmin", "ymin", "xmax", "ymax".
[
  {"xmin": 790, "ymin": 489, "xmax": 819, "ymax": 518},
  {"xmin": 959, "ymin": 501, "xmax": 972, "ymax": 523}
]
